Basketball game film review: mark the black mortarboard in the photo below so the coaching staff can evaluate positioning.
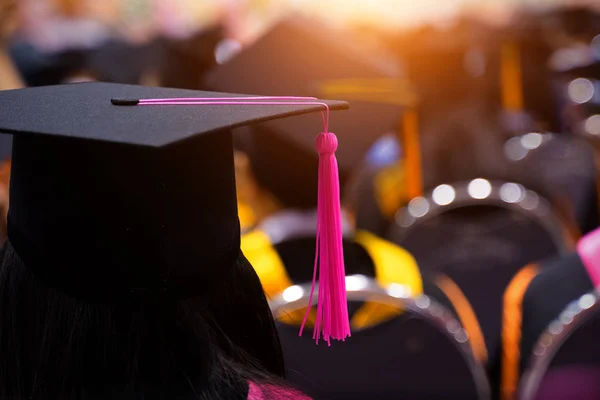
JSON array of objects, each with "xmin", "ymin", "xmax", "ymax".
[
  {"xmin": 205, "ymin": 18, "xmax": 408, "ymax": 209},
  {"xmin": 0, "ymin": 82, "xmax": 347, "ymax": 301},
  {"xmin": 87, "ymin": 40, "xmax": 163, "ymax": 84}
]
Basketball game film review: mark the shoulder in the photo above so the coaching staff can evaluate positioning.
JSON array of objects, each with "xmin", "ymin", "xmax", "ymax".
[
  {"xmin": 518, "ymin": 253, "xmax": 594, "ymax": 370},
  {"xmin": 523, "ymin": 252, "xmax": 593, "ymax": 322}
]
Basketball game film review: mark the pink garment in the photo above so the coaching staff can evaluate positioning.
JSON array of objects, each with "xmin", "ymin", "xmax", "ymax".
[
  {"xmin": 248, "ymin": 382, "xmax": 311, "ymax": 400},
  {"xmin": 577, "ymin": 226, "xmax": 600, "ymax": 288},
  {"xmin": 534, "ymin": 365, "xmax": 600, "ymax": 400}
]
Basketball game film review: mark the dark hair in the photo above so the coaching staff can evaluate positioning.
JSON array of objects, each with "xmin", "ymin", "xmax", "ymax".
[{"xmin": 0, "ymin": 240, "xmax": 286, "ymax": 399}]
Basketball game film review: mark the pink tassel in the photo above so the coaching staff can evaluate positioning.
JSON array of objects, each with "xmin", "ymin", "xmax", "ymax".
[{"xmin": 299, "ymin": 131, "xmax": 350, "ymax": 345}]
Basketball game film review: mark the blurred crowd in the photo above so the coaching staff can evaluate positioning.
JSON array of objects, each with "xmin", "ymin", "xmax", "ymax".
[{"xmin": 2, "ymin": 0, "xmax": 600, "ymax": 399}]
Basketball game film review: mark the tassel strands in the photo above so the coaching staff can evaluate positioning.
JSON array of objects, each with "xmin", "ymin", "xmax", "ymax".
[{"xmin": 300, "ymin": 131, "xmax": 350, "ymax": 345}]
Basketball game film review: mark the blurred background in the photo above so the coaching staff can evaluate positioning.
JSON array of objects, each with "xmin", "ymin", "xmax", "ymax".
[
  {"xmin": 1, "ymin": 0, "xmax": 599, "ymax": 87},
  {"xmin": 2, "ymin": 1, "xmax": 600, "ymax": 398}
]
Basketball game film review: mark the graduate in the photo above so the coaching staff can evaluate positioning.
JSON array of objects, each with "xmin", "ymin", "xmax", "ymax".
[{"xmin": 0, "ymin": 82, "xmax": 350, "ymax": 399}]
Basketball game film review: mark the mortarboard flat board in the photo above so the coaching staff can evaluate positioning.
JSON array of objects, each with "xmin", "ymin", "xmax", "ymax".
[
  {"xmin": 0, "ymin": 82, "xmax": 347, "ymax": 146},
  {"xmin": 205, "ymin": 17, "xmax": 410, "ymax": 173},
  {"xmin": 0, "ymin": 82, "xmax": 347, "ymax": 301}
]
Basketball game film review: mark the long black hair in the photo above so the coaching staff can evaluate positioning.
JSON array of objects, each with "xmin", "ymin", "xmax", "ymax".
[{"xmin": 0, "ymin": 240, "xmax": 286, "ymax": 399}]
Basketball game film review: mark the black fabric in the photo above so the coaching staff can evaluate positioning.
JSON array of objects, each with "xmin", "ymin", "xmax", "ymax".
[
  {"xmin": 274, "ymin": 237, "xmax": 375, "ymax": 284},
  {"xmin": 278, "ymin": 305, "xmax": 482, "ymax": 400},
  {"xmin": 392, "ymin": 205, "xmax": 561, "ymax": 364},
  {"xmin": 206, "ymin": 17, "xmax": 404, "ymax": 173},
  {"xmin": 0, "ymin": 83, "xmax": 347, "ymax": 301},
  {"xmin": 519, "ymin": 252, "xmax": 594, "ymax": 374},
  {"xmin": 0, "ymin": 83, "xmax": 347, "ymax": 148},
  {"xmin": 8, "ymin": 130, "xmax": 239, "ymax": 301}
]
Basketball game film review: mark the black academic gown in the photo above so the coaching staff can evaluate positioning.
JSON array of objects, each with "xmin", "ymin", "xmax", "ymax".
[{"xmin": 497, "ymin": 252, "xmax": 593, "ymax": 399}]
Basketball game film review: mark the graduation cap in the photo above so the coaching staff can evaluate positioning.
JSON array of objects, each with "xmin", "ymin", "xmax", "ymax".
[
  {"xmin": 87, "ymin": 40, "xmax": 163, "ymax": 84},
  {"xmin": 160, "ymin": 24, "xmax": 224, "ymax": 90},
  {"xmin": 0, "ymin": 82, "xmax": 350, "ymax": 335},
  {"xmin": 205, "ymin": 17, "xmax": 410, "ymax": 209}
]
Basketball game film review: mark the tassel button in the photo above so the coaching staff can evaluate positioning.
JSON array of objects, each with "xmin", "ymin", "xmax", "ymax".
[{"xmin": 315, "ymin": 132, "xmax": 338, "ymax": 155}]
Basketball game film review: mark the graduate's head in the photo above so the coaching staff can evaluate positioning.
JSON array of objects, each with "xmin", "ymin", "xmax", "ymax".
[
  {"xmin": 0, "ymin": 82, "xmax": 347, "ymax": 398},
  {"xmin": 0, "ymin": 241, "xmax": 284, "ymax": 399}
]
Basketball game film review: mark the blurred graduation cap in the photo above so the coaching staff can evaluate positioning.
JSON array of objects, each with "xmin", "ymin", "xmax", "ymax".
[
  {"xmin": 503, "ymin": 227, "xmax": 600, "ymax": 397},
  {"xmin": 397, "ymin": 22, "xmax": 493, "ymax": 107},
  {"xmin": 160, "ymin": 24, "xmax": 224, "ymax": 90},
  {"xmin": 87, "ymin": 40, "xmax": 163, "ymax": 84},
  {"xmin": 492, "ymin": 22, "xmax": 561, "ymax": 133},
  {"xmin": 0, "ymin": 82, "xmax": 347, "ymax": 301},
  {"xmin": 206, "ymin": 17, "xmax": 413, "ymax": 208},
  {"xmin": 9, "ymin": 44, "xmax": 89, "ymax": 87}
]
